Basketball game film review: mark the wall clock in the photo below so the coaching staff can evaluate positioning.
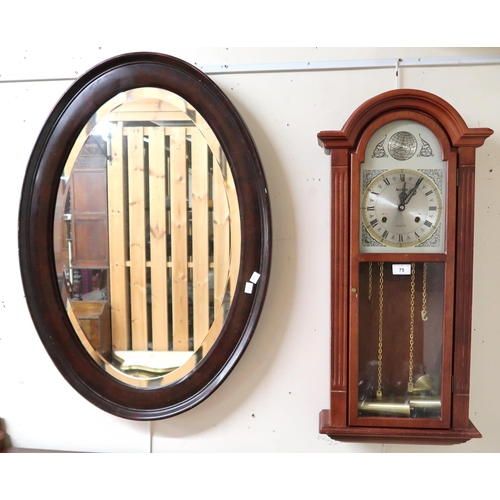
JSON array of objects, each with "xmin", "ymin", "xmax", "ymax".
[{"xmin": 317, "ymin": 89, "xmax": 492, "ymax": 444}]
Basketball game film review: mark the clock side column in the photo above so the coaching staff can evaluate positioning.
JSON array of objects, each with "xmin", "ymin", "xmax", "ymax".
[
  {"xmin": 453, "ymin": 149, "xmax": 477, "ymax": 430},
  {"xmin": 327, "ymin": 149, "xmax": 350, "ymax": 427}
]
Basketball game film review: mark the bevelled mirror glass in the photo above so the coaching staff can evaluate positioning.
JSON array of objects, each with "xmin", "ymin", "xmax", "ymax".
[
  {"xmin": 19, "ymin": 53, "xmax": 271, "ymax": 419},
  {"xmin": 55, "ymin": 87, "xmax": 240, "ymax": 388}
]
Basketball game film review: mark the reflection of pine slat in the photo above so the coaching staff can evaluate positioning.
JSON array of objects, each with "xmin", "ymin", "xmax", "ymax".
[
  {"xmin": 212, "ymin": 152, "xmax": 230, "ymax": 333},
  {"xmin": 169, "ymin": 127, "xmax": 189, "ymax": 350},
  {"xmin": 107, "ymin": 123, "xmax": 130, "ymax": 350},
  {"xmin": 106, "ymin": 119, "xmax": 237, "ymax": 359},
  {"xmin": 226, "ymin": 159, "xmax": 241, "ymax": 300},
  {"xmin": 111, "ymin": 97, "xmax": 185, "ymax": 113},
  {"xmin": 147, "ymin": 127, "xmax": 169, "ymax": 350},
  {"xmin": 125, "ymin": 261, "xmax": 213, "ymax": 269},
  {"xmin": 128, "ymin": 127, "xmax": 148, "ymax": 350},
  {"xmin": 191, "ymin": 128, "xmax": 209, "ymax": 349},
  {"xmin": 111, "ymin": 110, "xmax": 192, "ymax": 123}
]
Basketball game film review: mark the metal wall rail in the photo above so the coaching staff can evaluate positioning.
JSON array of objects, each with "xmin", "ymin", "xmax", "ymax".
[
  {"xmin": 1, "ymin": 54, "xmax": 500, "ymax": 84},
  {"xmin": 198, "ymin": 54, "xmax": 500, "ymax": 75}
]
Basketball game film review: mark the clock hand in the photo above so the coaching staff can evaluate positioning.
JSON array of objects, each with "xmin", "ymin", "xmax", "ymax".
[
  {"xmin": 403, "ymin": 177, "xmax": 423, "ymax": 205},
  {"xmin": 398, "ymin": 181, "xmax": 409, "ymax": 211},
  {"xmin": 399, "ymin": 181, "xmax": 408, "ymax": 205}
]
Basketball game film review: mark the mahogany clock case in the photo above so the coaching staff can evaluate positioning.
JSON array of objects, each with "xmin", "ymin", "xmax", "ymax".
[{"xmin": 318, "ymin": 89, "xmax": 493, "ymax": 445}]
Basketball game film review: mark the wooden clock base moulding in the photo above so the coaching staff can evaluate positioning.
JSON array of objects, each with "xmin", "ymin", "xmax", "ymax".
[{"xmin": 319, "ymin": 410, "xmax": 481, "ymax": 445}]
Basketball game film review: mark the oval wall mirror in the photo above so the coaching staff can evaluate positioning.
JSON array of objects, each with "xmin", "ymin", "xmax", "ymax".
[{"xmin": 19, "ymin": 52, "xmax": 271, "ymax": 420}]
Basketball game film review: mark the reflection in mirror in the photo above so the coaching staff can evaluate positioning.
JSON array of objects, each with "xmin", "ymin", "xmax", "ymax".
[{"xmin": 53, "ymin": 88, "xmax": 241, "ymax": 388}]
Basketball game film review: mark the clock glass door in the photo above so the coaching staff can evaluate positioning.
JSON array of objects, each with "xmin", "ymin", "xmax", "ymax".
[
  {"xmin": 356, "ymin": 260, "xmax": 445, "ymax": 420},
  {"xmin": 350, "ymin": 119, "xmax": 454, "ymax": 428}
]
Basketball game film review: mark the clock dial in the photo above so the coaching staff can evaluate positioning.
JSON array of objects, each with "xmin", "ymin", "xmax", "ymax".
[
  {"xmin": 361, "ymin": 168, "xmax": 443, "ymax": 248},
  {"xmin": 359, "ymin": 120, "xmax": 447, "ymax": 254}
]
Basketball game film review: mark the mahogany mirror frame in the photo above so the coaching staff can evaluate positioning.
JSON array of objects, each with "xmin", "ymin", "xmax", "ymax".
[{"xmin": 18, "ymin": 52, "xmax": 271, "ymax": 420}]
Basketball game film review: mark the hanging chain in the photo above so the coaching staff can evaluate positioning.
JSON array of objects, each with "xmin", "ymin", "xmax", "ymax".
[
  {"xmin": 421, "ymin": 262, "xmax": 428, "ymax": 321},
  {"xmin": 371, "ymin": 262, "xmax": 426, "ymax": 397},
  {"xmin": 408, "ymin": 263, "xmax": 416, "ymax": 393},
  {"xmin": 368, "ymin": 262, "xmax": 373, "ymax": 302},
  {"xmin": 376, "ymin": 262, "xmax": 384, "ymax": 400}
]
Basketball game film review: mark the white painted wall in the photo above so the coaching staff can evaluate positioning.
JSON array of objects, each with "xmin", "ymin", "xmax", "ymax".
[{"xmin": 1, "ymin": 46, "xmax": 500, "ymax": 456}]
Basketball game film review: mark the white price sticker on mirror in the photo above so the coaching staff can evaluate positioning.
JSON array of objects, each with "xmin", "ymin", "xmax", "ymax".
[
  {"xmin": 249, "ymin": 272, "xmax": 261, "ymax": 284},
  {"xmin": 392, "ymin": 264, "xmax": 411, "ymax": 275},
  {"xmin": 245, "ymin": 271, "xmax": 261, "ymax": 294}
]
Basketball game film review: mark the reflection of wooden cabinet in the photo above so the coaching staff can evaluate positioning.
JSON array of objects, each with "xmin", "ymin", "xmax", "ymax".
[
  {"xmin": 72, "ymin": 301, "xmax": 111, "ymax": 356},
  {"xmin": 0, "ymin": 427, "xmax": 6, "ymax": 450},
  {"xmin": 70, "ymin": 137, "xmax": 109, "ymax": 269}
]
